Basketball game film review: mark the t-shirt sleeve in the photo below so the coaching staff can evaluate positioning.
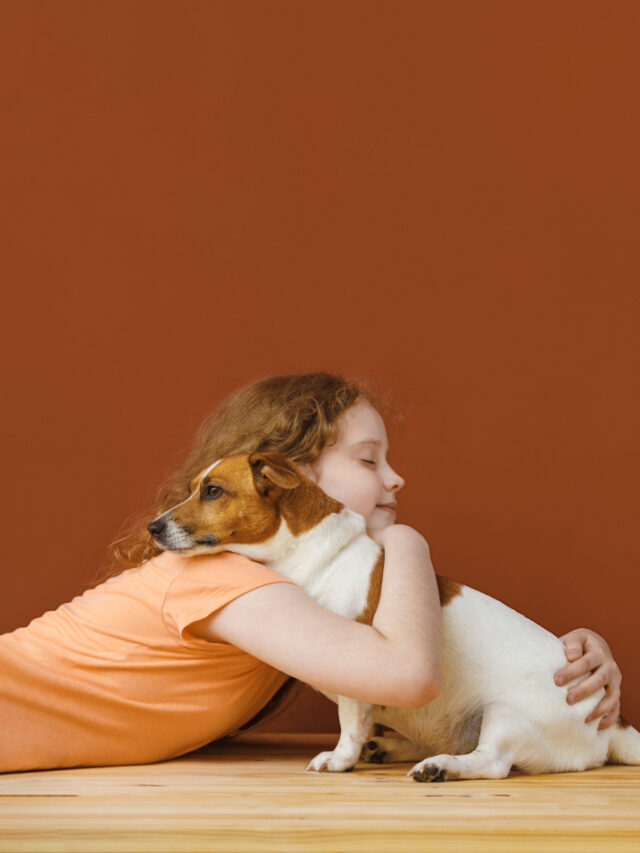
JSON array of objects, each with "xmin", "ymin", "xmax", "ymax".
[{"xmin": 162, "ymin": 551, "xmax": 299, "ymax": 647}]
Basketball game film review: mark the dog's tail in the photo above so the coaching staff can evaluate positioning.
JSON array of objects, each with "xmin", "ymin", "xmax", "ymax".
[{"xmin": 607, "ymin": 716, "xmax": 640, "ymax": 765}]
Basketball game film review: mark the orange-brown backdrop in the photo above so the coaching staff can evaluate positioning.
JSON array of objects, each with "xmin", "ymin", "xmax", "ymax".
[{"xmin": 1, "ymin": 1, "xmax": 638, "ymax": 734}]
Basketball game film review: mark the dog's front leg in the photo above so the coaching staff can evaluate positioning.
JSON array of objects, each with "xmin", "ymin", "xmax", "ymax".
[{"xmin": 305, "ymin": 696, "xmax": 373, "ymax": 772}]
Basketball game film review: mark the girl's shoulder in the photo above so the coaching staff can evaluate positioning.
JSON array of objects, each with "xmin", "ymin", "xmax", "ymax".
[{"xmin": 159, "ymin": 550, "xmax": 298, "ymax": 646}]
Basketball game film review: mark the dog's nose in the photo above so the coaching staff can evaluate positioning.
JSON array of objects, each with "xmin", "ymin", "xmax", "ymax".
[{"xmin": 147, "ymin": 519, "xmax": 166, "ymax": 537}]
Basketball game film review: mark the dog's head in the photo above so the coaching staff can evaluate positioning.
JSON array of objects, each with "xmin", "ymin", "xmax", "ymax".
[{"xmin": 147, "ymin": 451, "xmax": 341, "ymax": 556}]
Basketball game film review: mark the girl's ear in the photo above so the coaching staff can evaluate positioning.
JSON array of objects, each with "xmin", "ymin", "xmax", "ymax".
[{"xmin": 248, "ymin": 452, "xmax": 302, "ymax": 490}]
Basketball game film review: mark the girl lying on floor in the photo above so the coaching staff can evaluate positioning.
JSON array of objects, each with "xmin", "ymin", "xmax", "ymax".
[{"xmin": 0, "ymin": 372, "xmax": 622, "ymax": 772}]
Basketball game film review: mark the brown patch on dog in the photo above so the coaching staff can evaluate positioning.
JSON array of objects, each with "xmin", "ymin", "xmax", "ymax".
[
  {"xmin": 354, "ymin": 561, "xmax": 463, "ymax": 626},
  {"xmin": 355, "ymin": 550, "xmax": 385, "ymax": 625},
  {"xmin": 279, "ymin": 478, "xmax": 344, "ymax": 536},
  {"xmin": 436, "ymin": 574, "xmax": 463, "ymax": 606}
]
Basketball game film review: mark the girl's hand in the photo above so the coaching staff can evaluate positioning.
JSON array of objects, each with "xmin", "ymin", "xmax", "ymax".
[{"xmin": 555, "ymin": 628, "xmax": 622, "ymax": 729}]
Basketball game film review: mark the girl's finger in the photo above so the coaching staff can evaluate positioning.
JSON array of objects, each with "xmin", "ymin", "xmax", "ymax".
[
  {"xmin": 597, "ymin": 708, "xmax": 621, "ymax": 730},
  {"xmin": 585, "ymin": 687, "xmax": 617, "ymax": 723},
  {"xmin": 555, "ymin": 654, "xmax": 598, "ymax": 685},
  {"xmin": 582, "ymin": 642, "xmax": 607, "ymax": 667},
  {"xmin": 563, "ymin": 643, "xmax": 583, "ymax": 661},
  {"xmin": 565, "ymin": 670, "xmax": 606, "ymax": 704},
  {"xmin": 609, "ymin": 664, "xmax": 623, "ymax": 689},
  {"xmin": 558, "ymin": 629, "xmax": 590, "ymax": 647}
]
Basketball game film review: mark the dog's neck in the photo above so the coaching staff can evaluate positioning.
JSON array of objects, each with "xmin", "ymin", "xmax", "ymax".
[
  {"xmin": 275, "ymin": 506, "xmax": 372, "ymax": 579},
  {"xmin": 223, "ymin": 498, "xmax": 374, "ymax": 586}
]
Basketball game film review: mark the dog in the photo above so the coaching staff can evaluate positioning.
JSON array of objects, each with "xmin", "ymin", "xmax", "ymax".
[{"xmin": 148, "ymin": 451, "xmax": 640, "ymax": 781}]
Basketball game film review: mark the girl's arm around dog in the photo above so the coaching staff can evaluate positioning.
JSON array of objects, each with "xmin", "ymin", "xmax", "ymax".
[
  {"xmin": 189, "ymin": 524, "xmax": 442, "ymax": 709},
  {"xmin": 367, "ymin": 524, "xmax": 442, "ymax": 706}
]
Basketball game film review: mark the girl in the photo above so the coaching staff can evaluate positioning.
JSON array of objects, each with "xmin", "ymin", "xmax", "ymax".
[{"xmin": 0, "ymin": 372, "xmax": 622, "ymax": 773}]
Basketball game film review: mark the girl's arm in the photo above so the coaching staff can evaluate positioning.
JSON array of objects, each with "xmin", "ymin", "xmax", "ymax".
[
  {"xmin": 554, "ymin": 628, "xmax": 622, "ymax": 729},
  {"xmin": 189, "ymin": 524, "xmax": 442, "ymax": 709}
]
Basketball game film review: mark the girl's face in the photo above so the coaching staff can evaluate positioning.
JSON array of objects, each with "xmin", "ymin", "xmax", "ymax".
[{"xmin": 301, "ymin": 400, "xmax": 405, "ymax": 532}]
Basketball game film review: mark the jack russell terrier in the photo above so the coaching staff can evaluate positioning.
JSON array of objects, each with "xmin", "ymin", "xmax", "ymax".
[{"xmin": 148, "ymin": 451, "xmax": 640, "ymax": 781}]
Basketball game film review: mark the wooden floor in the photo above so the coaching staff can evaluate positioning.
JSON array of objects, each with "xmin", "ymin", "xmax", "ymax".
[{"xmin": 1, "ymin": 732, "xmax": 639, "ymax": 852}]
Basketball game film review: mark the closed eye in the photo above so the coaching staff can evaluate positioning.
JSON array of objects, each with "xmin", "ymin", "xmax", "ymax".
[{"xmin": 360, "ymin": 459, "xmax": 376, "ymax": 466}]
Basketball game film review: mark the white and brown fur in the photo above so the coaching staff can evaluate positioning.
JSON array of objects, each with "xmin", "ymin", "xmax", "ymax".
[{"xmin": 149, "ymin": 451, "xmax": 640, "ymax": 782}]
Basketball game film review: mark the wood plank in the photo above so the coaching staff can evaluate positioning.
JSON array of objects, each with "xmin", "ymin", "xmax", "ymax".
[{"xmin": 1, "ymin": 733, "xmax": 639, "ymax": 852}]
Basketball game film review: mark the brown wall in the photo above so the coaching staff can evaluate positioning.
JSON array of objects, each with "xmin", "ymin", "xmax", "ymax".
[{"xmin": 1, "ymin": 1, "xmax": 638, "ymax": 734}]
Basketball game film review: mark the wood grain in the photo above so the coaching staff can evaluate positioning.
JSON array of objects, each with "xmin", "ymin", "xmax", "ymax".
[{"xmin": 1, "ymin": 733, "xmax": 639, "ymax": 852}]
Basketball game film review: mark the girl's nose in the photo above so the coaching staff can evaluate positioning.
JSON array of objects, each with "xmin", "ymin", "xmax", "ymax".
[{"xmin": 386, "ymin": 467, "xmax": 405, "ymax": 492}]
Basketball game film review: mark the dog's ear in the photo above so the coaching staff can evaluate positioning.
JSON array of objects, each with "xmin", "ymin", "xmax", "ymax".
[
  {"xmin": 249, "ymin": 452, "xmax": 302, "ymax": 493},
  {"xmin": 248, "ymin": 452, "xmax": 302, "ymax": 493}
]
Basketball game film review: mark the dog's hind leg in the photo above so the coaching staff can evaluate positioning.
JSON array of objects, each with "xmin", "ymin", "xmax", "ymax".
[
  {"xmin": 361, "ymin": 736, "xmax": 426, "ymax": 764},
  {"xmin": 408, "ymin": 701, "xmax": 527, "ymax": 782}
]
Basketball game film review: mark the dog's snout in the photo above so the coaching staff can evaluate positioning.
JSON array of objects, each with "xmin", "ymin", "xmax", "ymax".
[{"xmin": 147, "ymin": 519, "xmax": 166, "ymax": 537}]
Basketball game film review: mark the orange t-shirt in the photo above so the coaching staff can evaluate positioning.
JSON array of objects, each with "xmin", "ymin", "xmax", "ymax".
[{"xmin": 0, "ymin": 550, "xmax": 298, "ymax": 773}]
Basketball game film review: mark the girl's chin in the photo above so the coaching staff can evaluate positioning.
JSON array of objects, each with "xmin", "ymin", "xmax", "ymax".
[{"xmin": 365, "ymin": 514, "xmax": 396, "ymax": 532}]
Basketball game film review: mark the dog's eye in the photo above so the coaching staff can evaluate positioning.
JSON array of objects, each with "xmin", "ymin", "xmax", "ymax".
[{"xmin": 205, "ymin": 485, "xmax": 224, "ymax": 499}]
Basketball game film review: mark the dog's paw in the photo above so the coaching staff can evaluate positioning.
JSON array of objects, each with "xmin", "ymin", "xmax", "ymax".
[
  {"xmin": 305, "ymin": 750, "xmax": 356, "ymax": 773},
  {"xmin": 361, "ymin": 738, "xmax": 388, "ymax": 764},
  {"xmin": 408, "ymin": 757, "xmax": 454, "ymax": 783}
]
